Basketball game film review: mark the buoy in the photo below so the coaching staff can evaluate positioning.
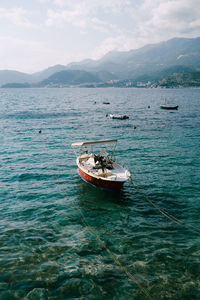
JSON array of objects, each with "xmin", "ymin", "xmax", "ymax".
[
  {"xmin": 148, "ymin": 105, "xmax": 150, "ymax": 108},
  {"xmin": 106, "ymin": 114, "xmax": 108, "ymax": 117},
  {"xmin": 39, "ymin": 129, "xmax": 42, "ymax": 133},
  {"xmin": 133, "ymin": 126, "xmax": 137, "ymax": 129}
]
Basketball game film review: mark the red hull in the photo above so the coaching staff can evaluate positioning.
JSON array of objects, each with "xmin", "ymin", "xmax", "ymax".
[{"xmin": 78, "ymin": 167, "xmax": 124, "ymax": 191}]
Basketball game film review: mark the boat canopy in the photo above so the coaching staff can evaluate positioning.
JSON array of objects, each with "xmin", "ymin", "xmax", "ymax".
[{"xmin": 72, "ymin": 139, "xmax": 118, "ymax": 147}]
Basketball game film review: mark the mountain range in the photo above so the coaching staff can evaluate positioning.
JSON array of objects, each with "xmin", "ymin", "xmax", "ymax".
[{"xmin": 1, "ymin": 37, "xmax": 200, "ymax": 88}]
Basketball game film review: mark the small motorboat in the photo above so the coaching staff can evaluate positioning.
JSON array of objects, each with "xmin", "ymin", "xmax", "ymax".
[
  {"xmin": 160, "ymin": 98, "xmax": 178, "ymax": 110},
  {"xmin": 72, "ymin": 139, "xmax": 131, "ymax": 191},
  {"xmin": 160, "ymin": 105, "xmax": 178, "ymax": 110},
  {"xmin": 109, "ymin": 114, "xmax": 129, "ymax": 120}
]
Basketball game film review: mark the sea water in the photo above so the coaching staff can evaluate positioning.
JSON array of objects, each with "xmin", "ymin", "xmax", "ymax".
[{"xmin": 0, "ymin": 88, "xmax": 199, "ymax": 299}]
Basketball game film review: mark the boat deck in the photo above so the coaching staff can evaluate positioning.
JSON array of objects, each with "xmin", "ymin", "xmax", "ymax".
[{"xmin": 78, "ymin": 154, "xmax": 129, "ymax": 181}]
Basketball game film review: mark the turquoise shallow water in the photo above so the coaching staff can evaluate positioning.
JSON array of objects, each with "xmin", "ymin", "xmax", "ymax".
[{"xmin": 0, "ymin": 88, "xmax": 200, "ymax": 299}]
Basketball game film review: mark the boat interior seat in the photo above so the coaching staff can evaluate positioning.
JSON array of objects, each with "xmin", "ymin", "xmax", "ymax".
[
  {"xmin": 97, "ymin": 169, "xmax": 112, "ymax": 177},
  {"xmin": 79, "ymin": 153, "xmax": 93, "ymax": 161}
]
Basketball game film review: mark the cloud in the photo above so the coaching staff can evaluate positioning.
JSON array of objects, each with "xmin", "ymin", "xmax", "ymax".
[
  {"xmin": 52, "ymin": 0, "xmax": 131, "ymax": 12},
  {"xmin": 1, "ymin": 0, "xmax": 200, "ymax": 72},
  {"xmin": 44, "ymin": 0, "xmax": 132, "ymax": 31},
  {"xmin": 0, "ymin": 35, "xmax": 67, "ymax": 73},
  {"xmin": 44, "ymin": 0, "xmax": 200, "ymax": 50},
  {"xmin": 133, "ymin": 0, "xmax": 200, "ymax": 39},
  {"xmin": 91, "ymin": 32, "xmax": 144, "ymax": 60},
  {"xmin": 91, "ymin": 0, "xmax": 200, "ymax": 59},
  {"xmin": 45, "ymin": 7, "xmax": 88, "ymax": 28},
  {"xmin": 0, "ymin": 7, "xmax": 35, "ymax": 27},
  {"xmin": 45, "ymin": 5, "xmax": 115, "ymax": 32}
]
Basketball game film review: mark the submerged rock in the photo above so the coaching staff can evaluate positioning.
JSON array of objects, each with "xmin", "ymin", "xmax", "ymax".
[{"xmin": 24, "ymin": 288, "xmax": 48, "ymax": 300}]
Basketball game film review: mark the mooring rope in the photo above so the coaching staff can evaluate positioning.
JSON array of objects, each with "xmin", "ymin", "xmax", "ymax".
[
  {"xmin": 54, "ymin": 168, "xmax": 199, "ymax": 300},
  {"xmin": 130, "ymin": 177, "xmax": 200, "ymax": 235},
  {"xmin": 54, "ymin": 175, "xmax": 153, "ymax": 299},
  {"xmin": 72, "ymin": 206, "xmax": 153, "ymax": 300}
]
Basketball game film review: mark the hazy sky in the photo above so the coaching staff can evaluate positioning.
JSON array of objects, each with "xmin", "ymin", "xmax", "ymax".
[{"xmin": 0, "ymin": 0, "xmax": 199, "ymax": 73}]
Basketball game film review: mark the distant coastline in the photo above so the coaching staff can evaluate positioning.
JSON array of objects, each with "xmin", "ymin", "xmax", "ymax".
[{"xmin": 1, "ymin": 37, "xmax": 200, "ymax": 89}]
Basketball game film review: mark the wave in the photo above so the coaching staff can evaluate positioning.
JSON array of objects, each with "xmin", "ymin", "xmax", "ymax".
[{"xmin": 0, "ymin": 111, "xmax": 80, "ymax": 120}]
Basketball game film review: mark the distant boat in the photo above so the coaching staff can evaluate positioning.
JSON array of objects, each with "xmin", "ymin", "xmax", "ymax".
[
  {"xmin": 103, "ymin": 101, "xmax": 110, "ymax": 104},
  {"xmin": 109, "ymin": 114, "xmax": 129, "ymax": 120},
  {"xmin": 160, "ymin": 98, "xmax": 178, "ymax": 110},
  {"xmin": 72, "ymin": 139, "xmax": 131, "ymax": 191}
]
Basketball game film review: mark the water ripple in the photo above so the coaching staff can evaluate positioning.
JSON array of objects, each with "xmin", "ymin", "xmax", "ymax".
[{"xmin": 0, "ymin": 88, "xmax": 199, "ymax": 299}]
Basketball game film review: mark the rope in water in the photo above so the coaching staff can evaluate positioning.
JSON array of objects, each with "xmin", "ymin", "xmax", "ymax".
[
  {"xmin": 130, "ymin": 177, "xmax": 200, "ymax": 235},
  {"xmin": 72, "ymin": 206, "xmax": 153, "ymax": 300},
  {"xmin": 54, "ymin": 170, "xmax": 199, "ymax": 300},
  {"xmin": 54, "ymin": 175, "xmax": 153, "ymax": 299}
]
